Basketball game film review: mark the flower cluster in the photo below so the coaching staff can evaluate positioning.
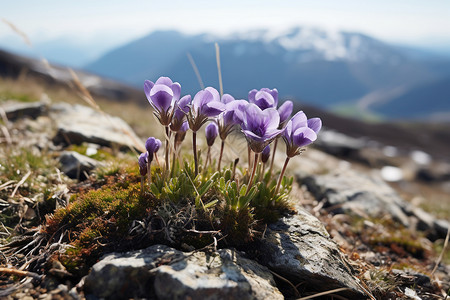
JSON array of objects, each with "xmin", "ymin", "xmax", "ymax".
[{"xmin": 139, "ymin": 76, "xmax": 321, "ymax": 196}]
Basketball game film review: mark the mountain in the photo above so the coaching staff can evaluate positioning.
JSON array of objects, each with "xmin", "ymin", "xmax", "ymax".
[
  {"xmin": 81, "ymin": 27, "xmax": 449, "ymax": 120},
  {"xmin": 369, "ymin": 77, "xmax": 450, "ymax": 121}
]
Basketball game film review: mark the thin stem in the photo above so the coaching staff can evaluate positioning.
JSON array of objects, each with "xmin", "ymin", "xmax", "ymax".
[
  {"xmin": 269, "ymin": 138, "xmax": 278, "ymax": 180},
  {"xmin": 247, "ymin": 145, "xmax": 251, "ymax": 170},
  {"xmin": 246, "ymin": 152, "xmax": 259, "ymax": 195},
  {"xmin": 170, "ymin": 145, "xmax": 177, "ymax": 178},
  {"xmin": 140, "ymin": 176, "xmax": 144, "ymax": 196},
  {"xmin": 204, "ymin": 146, "xmax": 211, "ymax": 171},
  {"xmin": 147, "ymin": 160, "xmax": 152, "ymax": 186},
  {"xmin": 165, "ymin": 126, "xmax": 170, "ymax": 174},
  {"xmin": 217, "ymin": 140, "xmax": 225, "ymax": 171},
  {"xmin": 275, "ymin": 157, "xmax": 290, "ymax": 195},
  {"xmin": 193, "ymin": 131, "xmax": 198, "ymax": 176}
]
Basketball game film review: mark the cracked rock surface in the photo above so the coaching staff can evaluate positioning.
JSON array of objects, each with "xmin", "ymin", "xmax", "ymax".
[
  {"xmin": 84, "ymin": 245, "xmax": 283, "ymax": 300},
  {"xmin": 255, "ymin": 207, "xmax": 369, "ymax": 299}
]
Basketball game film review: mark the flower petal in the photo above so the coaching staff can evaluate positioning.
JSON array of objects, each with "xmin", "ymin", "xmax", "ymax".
[
  {"xmin": 290, "ymin": 111, "xmax": 308, "ymax": 129},
  {"xmin": 150, "ymin": 84, "xmax": 174, "ymax": 113},
  {"xmin": 307, "ymin": 118, "xmax": 322, "ymax": 133},
  {"xmin": 155, "ymin": 76, "xmax": 173, "ymax": 86},
  {"xmin": 171, "ymin": 82, "xmax": 181, "ymax": 101},
  {"xmin": 144, "ymin": 80, "xmax": 154, "ymax": 100},
  {"xmin": 248, "ymin": 89, "xmax": 257, "ymax": 103},
  {"xmin": 278, "ymin": 101, "xmax": 293, "ymax": 124},
  {"xmin": 205, "ymin": 87, "xmax": 220, "ymax": 102},
  {"xmin": 254, "ymin": 90, "xmax": 275, "ymax": 110},
  {"xmin": 261, "ymin": 108, "xmax": 280, "ymax": 132},
  {"xmin": 293, "ymin": 127, "xmax": 317, "ymax": 147},
  {"xmin": 202, "ymin": 101, "xmax": 226, "ymax": 117},
  {"xmin": 221, "ymin": 93, "xmax": 235, "ymax": 104}
]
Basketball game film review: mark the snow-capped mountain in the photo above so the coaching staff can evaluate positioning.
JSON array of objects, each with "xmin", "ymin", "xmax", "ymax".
[
  {"xmin": 84, "ymin": 27, "xmax": 450, "ymax": 120},
  {"xmin": 221, "ymin": 27, "xmax": 405, "ymax": 65}
]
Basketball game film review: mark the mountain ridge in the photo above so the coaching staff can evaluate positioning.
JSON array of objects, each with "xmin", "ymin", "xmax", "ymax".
[{"xmin": 84, "ymin": 27, "xmax": 450, "ymax": 120}]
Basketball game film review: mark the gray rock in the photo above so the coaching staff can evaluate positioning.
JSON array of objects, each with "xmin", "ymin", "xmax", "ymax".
[
  {"xmin": 51, "ymin": 103, "xmax": 142, "ymax": 151},
  {"xmin": 315, "ymin": 130, "xmax": 365, "ymax": 158},
  {"xmin": 298, "ymin": 168, "xmax": 449, "ymax": 240},
  {"xmin": 298, "ymin": 169, "xmax": 411, "ymax": 226},
  {"xmin": 59, "ymin": 151, "xmax": 100, "ymax": 180},
  {"xmin": 84, "ymin": 245, "xmax": 283, "ymax": 300},
  {"xmin": 257, "ymin": 207, "xmax": 371, "ymax": 299},
  {"xmin": 1, "ymin": 100, "xmax": 48, "ymax": 120}
]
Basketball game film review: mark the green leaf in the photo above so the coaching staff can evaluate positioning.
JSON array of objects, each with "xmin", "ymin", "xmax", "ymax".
[{"xmin": 204, "ymin": 199, "xmax": 218, "ymax": 209}]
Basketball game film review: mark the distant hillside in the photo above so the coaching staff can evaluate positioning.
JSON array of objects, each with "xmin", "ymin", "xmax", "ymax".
[
  {"xmin": 2, "ymin": 48, "xmax": 449, "ymax": 161},
  {"xmin": 369, "ymin": 77, "xmax": 450, "ymax": 120},
  {"xmin": 84, "ymin": 27, "xmax": 450, "ymax": 120}
]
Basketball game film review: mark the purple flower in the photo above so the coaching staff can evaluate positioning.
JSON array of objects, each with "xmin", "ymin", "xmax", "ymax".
[
  {"xmin": 283, "ymin": 111, "xmax": 322, "ymax": 157},
  {"xmin": 248, "ymin": 88, "xmax": 278, "ymax": 110},
  {"xmin": 261, "ymin": 145, "xmax": 271, "ymax": 163},
  {"xmin": 138, "ymin": 152, "xmax": 148, "ymax": 176},
  {"xmin": 170, "ymin": 95, "xmax": 191, "ymax": 132},
  {"xmin": 241, "ymin": 103, "xmax": 284, "ymax": 153},
  {"xmin": 144, "ymin": 77, "xmax": 181, "ymax": 125},
  {"xmin": 205, "ymin": 122, "xmax": 218, "ymax": 147},
  {"xmin": 278, "ymin": 100, "xmax": 293, "ymax": 126},
  {"xmin": 217, "ymin": 96, "xmax": 248, "ymax": 140},
  {"xmin": 188, "ymin": 87, "xmax": 225, "ymax": 132},
  {"xmin": 145, "ymin": 137, "xmax": 162, "ymax": 160}
]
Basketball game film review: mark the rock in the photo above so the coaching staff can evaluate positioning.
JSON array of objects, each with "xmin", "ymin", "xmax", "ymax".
[
  {"xmin": 1, "ymin": 100, "xmax": 48, "ymax": 120},
  {"xmin": 298, "ymin": 168, "xmax": 411, "ymax": 226},
  {"xmin": 298, "ymin": 168, "xmax": 450, "ymax": 240},
  {"xmin": 255, "ymin": 207, "xmax": 371, "ymax": 299},
  {"xmin": 315, "ymin": 130, "xmax": 365, "ymax": 159},
  {"xmin": 51, "ymin": 103, "xmax": 142, "ymax": 151},
  {"xmin": 84, "ymin": 245, "xmax": 283, "ymax": 300},
  {"xmin": 59, "ymin": 151, "xmax": 101, "ymax": 180}
]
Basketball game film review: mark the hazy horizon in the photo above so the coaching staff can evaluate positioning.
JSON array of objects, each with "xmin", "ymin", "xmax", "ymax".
[{"xmin": 2, "ymin": 0, "xmax": 450, "ymax": 64}]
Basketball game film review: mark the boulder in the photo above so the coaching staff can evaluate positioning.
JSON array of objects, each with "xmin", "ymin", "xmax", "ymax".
[
  {"xmin": 84, "ymin": 245, "xmax": 283, "ymax": 300},
  {"xmin": 255, "ymin": 207, "xmax": 371, "ymax": 299},
  {"xmin": 298, "ymin": 168, "xmax": 449, "ymax": 240},
  {"xmin": 51, "ymin": 103, "xmax": 142, "ymax": 151},
  {"xmin": 1, "ymin": 100, "xmax": 48, "ymax": 120}
]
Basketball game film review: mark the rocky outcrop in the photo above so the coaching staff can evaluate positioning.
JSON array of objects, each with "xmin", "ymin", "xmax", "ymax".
[
  {"xmin": 84, "ymin": 245, "xmax": 283, "ymax": 300},
  {"xmin": 298, "ymin": 168, "xmax": 449, "ymax": 240},
  {"xmin": 1, "ymin": 100, "xmax": 48, "ymax": 120},
  {"xmin": 255, "ymin": 207, "xmax": 370, "ymax": 299},
  {"xmin": 51, "ymin": 103, "xmax": 142, "ymax": 151}
]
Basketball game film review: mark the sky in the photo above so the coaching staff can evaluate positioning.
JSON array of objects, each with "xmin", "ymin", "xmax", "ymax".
[{"xmin": 1, "ymin": 0, "xmax": 450, "ymax": 59}]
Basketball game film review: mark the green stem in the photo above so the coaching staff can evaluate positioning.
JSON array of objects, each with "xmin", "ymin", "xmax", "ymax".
[
  {"xmin": 268, "ymin": 138, "xmax": 278, "ymax": 180},
  {"xmin": 247, "ymin": 145, "xmax": 252, "ymax": 170},
  {"xmin": 147, "ymin": 160, "xmax": 152, "ymax": 186},
  {"xmin": 165, "ymin": 126, "xmax": 170, "ymax": 174},
  {"xmin": 204, "ymin": 146, "xmax": 211, "ymax": 171},
  {"xmin": 275, "ymin": 157, "xmax": 290, "ymax": 195},
  {"xmin": 246, "ymin": 152, "xmax": 259, "ymax": 195},
  {"xmin": 217, "ymin": 140, "xmax": 225, "ymax": 171},
  {"xmin": 193, "ymin": 131, "xmax": 198, "ymax": 176},
  {"xmin": 170, "ymin": 144, "xmax": 177, "ymax": 178}
]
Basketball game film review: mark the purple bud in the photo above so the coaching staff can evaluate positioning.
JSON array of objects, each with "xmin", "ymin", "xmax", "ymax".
[
  {"xmin": 138, "ymin": 152, "xmax": 148, "ymax": 176},
  {"xmin": 278, "ymin": 101, "xmax": 293, "ymax": 125},
  {"xmin": 261, "ymin": 145, "xmax": 270, "ymax": 163},
  {"xmin": 145, "ymin": 137, "xmax": 161, "ymax": 158},
  {"xmin": 205, "ymin": 122, "xmax": 219, "ymax": 147}
]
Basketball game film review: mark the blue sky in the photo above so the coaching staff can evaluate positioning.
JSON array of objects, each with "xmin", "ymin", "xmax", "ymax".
[{"xmin": 2, "ymin": 0, "xmax": 450, "ymax": 49}]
